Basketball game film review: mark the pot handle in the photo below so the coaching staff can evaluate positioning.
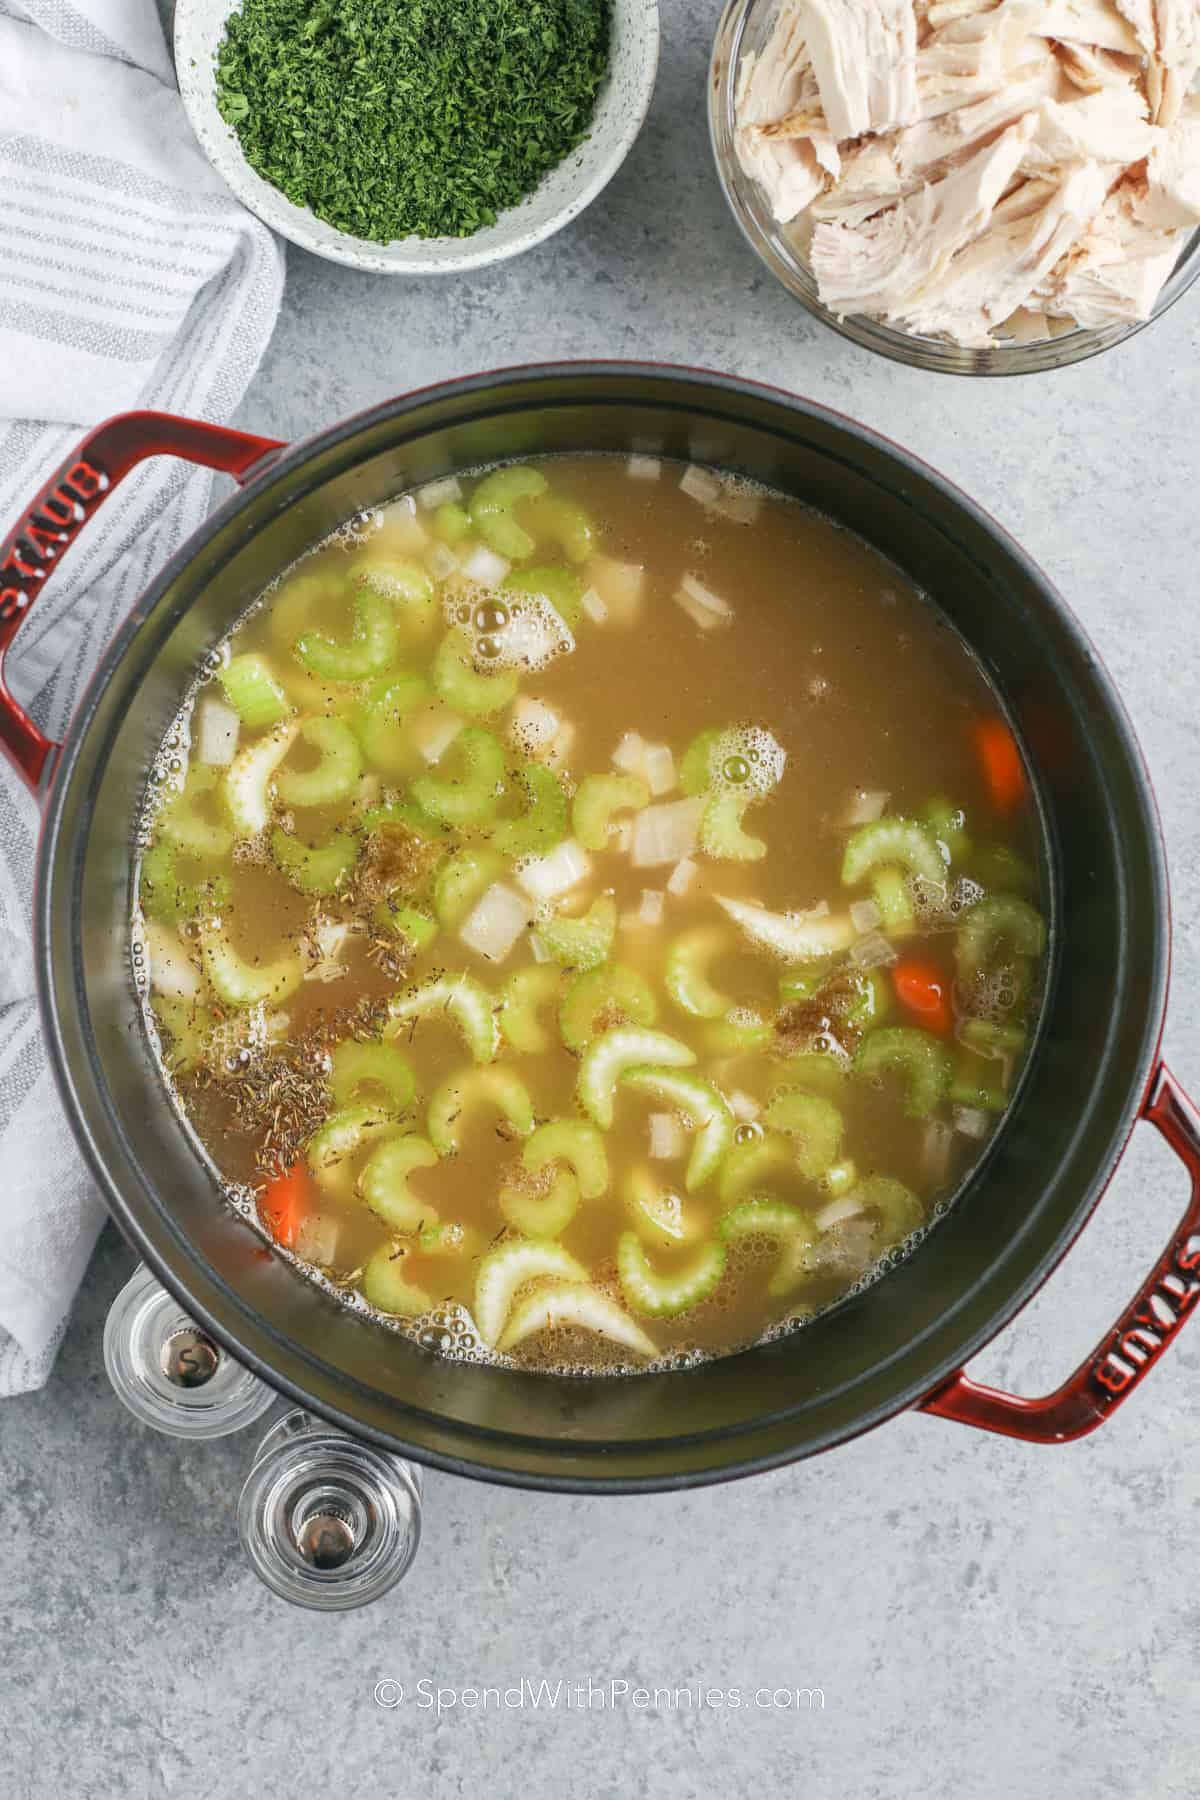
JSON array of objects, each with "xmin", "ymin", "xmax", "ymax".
[
  {"xmin": 0, "ymin": 410, "xmax": 285, "ymax": 793},
  {"xmin": 921, "ymin": 1064, "xmax": 1200, "ymax": 1443}
]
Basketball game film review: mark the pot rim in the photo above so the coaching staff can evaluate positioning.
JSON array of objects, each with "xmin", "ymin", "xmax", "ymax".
[{"xmin": 34, "ymin": 361, "xmax": 1171, "ymax": 1491}]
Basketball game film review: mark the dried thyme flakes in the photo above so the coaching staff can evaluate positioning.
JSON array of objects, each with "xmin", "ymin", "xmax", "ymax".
[{"xmin": 214, "ymin": 0, "xmax": 612, "ymax": 243}]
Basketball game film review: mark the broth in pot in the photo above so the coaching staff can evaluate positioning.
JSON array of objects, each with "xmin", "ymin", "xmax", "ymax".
[{"xmin": 134, "ymin": 454, "xmax": 1048, "ymax": 1372}]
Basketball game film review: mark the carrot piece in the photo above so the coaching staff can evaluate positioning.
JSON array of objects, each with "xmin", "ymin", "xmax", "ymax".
[
  {"xmin": 260, "ymin": 1160, "xmax": 310, "ymax": 1248},
  {"xmin": 892, "ymin": 960, "xmax": 952, "ymax": 1035},
  {"xmin": 973, "ymin": 717, "xmax": 1025, "ymax": 814}
]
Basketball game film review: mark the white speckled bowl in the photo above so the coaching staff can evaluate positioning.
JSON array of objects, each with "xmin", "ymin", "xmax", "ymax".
[{"xmin": 174, "ymin": 0, "xmax": 659, "ymax": 273}]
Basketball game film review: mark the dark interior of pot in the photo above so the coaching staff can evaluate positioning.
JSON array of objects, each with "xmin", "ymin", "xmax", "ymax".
[{"xmin": 38, "ymin": 367, "xmax": 1168, "ymax": 1489}]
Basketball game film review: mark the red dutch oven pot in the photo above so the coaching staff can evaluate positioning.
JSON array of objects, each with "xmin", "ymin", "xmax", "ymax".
[{"xmin": 4, "ymin": 364, "xmax": 1199, "ymax": 1491}]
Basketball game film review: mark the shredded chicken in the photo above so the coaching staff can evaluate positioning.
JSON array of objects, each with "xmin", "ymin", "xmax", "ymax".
[{"xmin": 734, "ymin": 0, "xmax": 1200, "ymax": 346}]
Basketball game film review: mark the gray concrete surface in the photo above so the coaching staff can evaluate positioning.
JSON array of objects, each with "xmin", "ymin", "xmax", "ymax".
[{"xmin": 6, "ymin": 3, "xmax": 1200, "ymax": 1794}]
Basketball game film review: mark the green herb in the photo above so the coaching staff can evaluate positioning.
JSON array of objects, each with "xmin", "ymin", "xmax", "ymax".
[{"xmin": 215, "ymin": 0, "xmax": 612, "ymax": 242}]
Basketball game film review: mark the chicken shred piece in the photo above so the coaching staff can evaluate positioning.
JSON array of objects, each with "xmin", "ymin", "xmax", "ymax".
[
  {"xmin": 811, "ymin": 117, "xmax": 1034, "ymax": 317},
  {"xmin": 733, "ymin": 0, "xmax": 1200, "ymax": 345},
  {"xmin": 794, "ymin": 0, "xmax": 920, "ymax": 140}
]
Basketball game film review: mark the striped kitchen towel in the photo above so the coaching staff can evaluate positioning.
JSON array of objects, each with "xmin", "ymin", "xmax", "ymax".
[{"xmin": 0, "ymin": 0, "xmax": 284, "ymax": 1394}]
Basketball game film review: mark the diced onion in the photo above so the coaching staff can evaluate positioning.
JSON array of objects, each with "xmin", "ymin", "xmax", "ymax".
[
  {"xmin": 680, "ymin": 464, "xmax": 722, "ymax": 505},
  {"xmin": 728, "ymin": 1090, "xmax": 760, "ymax": 1123},
  {"xmin": 675, "ymin": 573, "xmax": 733, "ymax": 631},
  {"xmin": 627, "ymin": 455, "xmax": 662, "ymax": 481},
  {"xmin": 612, "ymin": 819, "xmax": 634, "ymax": 855},
  {"xmin": 459, "ymin": 883, "xmax": 531, "ymax": 963},
  {"xmin": 294, "ymin": 1213, "xmax": 340, "ymax": 1265},
  {"xmin": 850, "ymin": 930, "xmax": 898, "ymax": 969},
  {"xmin": 509, "ymin": 695, "xmax": 561, "ymax": 757},
  {"xmin": 642, "ymin": 742, "xmax": 677, "ymax": 798},
  {"xmin": 712, "ymin": 480, "xmax": 763, "ymax": 525},
  {"xmin": 426, "ymin": 543, "xmax": 459, "ymax": 582},
  {"xmin": 461, "ymin": 545, "xmax": 510, "ymax": 586},
  {"xmin": 416, "ymin": 476, "xmax": 462, "ymax": 509},
  {"xmin": 516, "ymin": 840, "xmax": 592, "ymax": 903},
  {"xmin": 667, "ymin": 857, "xmax": 697, "ymax": 896},
  {"xmin": 588, "ymin": 555, "xmax": 645, "ymax": 625},
  {"xmin": 580, "ymin": 586, "xmax": 608, "ymax": 624},
  {"xmin": 953, "ymin": 1106, "xmax": 990, "ymax": 1140},
  {"xmin": 631, "ymin": 797, "xmax": 704, "ymax": 868},
  {"xmin": 612, "ymin": 730, "xmax": 646, "ymax": 777},
  {"xmin": 814, "ymin": 1193, "xmax": 867, "ymax": 1232},
  {"xmin": 850, "ymin": 897, "xmax": 883, "ymax": 935},
  {"xmin": 194, "ymin": 697, "xmax": 240, "ymax": 767},
  {"xmin": 411, "ymin": 709, "xmax": 464, "ymax": 765},
  {"xmin": 638, "ymin": 889, "xmax": 665, "ymax": 926},
  {"xmin": 142, "ymin": 921, "xmax": 201, "ymax": 998},
  {"xmin": 843, "ymin": 788, "xmax": 889, "ymax": 825},
  {"xmin": 649, "ymin": 1112, "xmax": 687, "ymax": 1159}
]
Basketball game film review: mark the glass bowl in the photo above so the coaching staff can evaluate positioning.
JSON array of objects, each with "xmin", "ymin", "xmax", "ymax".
[{"xmin": 708, "ymin": 0, "xmax": 1200, "ymax": 375}]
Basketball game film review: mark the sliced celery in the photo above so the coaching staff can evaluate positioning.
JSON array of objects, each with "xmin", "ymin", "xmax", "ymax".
[
  {"xmin": 223, "ymin": 721, "xmax": 299, "ymax": 837},
  {"xmin": 967, "ymin": 841, "xmax": 1037, "ymax": 898},
  {"xmin": 521, "ymin": 493, "xmax": 594, "ymax": 564},
  {"xmin": 955, "ymin": 894, "xmax": 1046, "ymax": 988},
  {"xmin": 432, "ymin": 628, "xmax": 519, "ymax": 718},
  {"xmin": 374, "ymin": 898, "xmax": 439, "ymax": 953},
  {"xmin": 531, "ymin": 895, "xmax": 617, "ymax": 971},
  {"xmin": 295, "ymin": 588, "xmax": 399, "ymax": 682},
  {"xmin": 665, "ymin": 925, "xmax": 732, "ymax": 1019},
  {"xmin": 385, "ymin": 972, "xmax": 499, "ymax": 1064},
  {"xmin": 921, "ymin": 795, "xmax": 971, "ymax": 862},
  {"xmin": 679, "ymin": 727, "xmax": 722, "ymax": 797},
  {"xmin": 823, "ymin": 1158, "xmax": 858, "ymax": 1198},
  {"xmin": 426, "ymin": 1066, "xmax": 534, "ymax": 1156},
  {"xmin": 140, "ymin": 840, "xmax": 230, "ymax": 925},
  {"xmin": 702, "ymin": 1009, "xmax": 773, "ymax": 1055},
  {"xmin": 524, "ymin": 1118, "xmax": 609, "ymax": 1199},
  {"xmin": 572, "ymin": 771, "xmax": 650, "ymax": 851},
  {"xmin": 497, "ymin": 1281, "xmax": 657, "ymax": 1358},
  {"xmin": 624, "ymin": 1166, "xmax": 694, "ymax": 1248},
  {"xmin": 499, "ymin": 1165, "xmax": 580, "ymax": 1237},
  {"xmin": 718, "ymin": 1198, "xmax": 818, "ymax": 1296},
  {"xmin": 763, "ymin": 1090, "xmax": 844, "ymax": 1179},
  {"xmin": 779, "ymin": 1049, "xmax": 851, "ymax": 1098},
  {"xmin": 854, "ymin": 1026, "xmax": 952, "ymax": 1117},
  {"xmin": 717, "ymin": 1131, "xmax": 796, "ymax": 1206},
  {"xmin": 329, "ymin": 1040, "xmax": 416, "ymax": 1113},
  {"xmin": 359, "ymin": 1134, "xmax": 441, "ymax": 1231},
  {"xmin": 700, "ymin": 788, "xmax": 766, "ymax": 862},
  {"xmin": 559, "ymin": 962, "xmax": 657, "ymax": 1050},
  {"xmin": 855, "ymin": 1175, "xmax": 923, "ymax": 1246},
  {"xmin": 307, "ymin": 1105, "xmax": 395, "ymax": 1180},
  {"xmin": 577, "ymin": 1026, "xmax": 695, "ymax": 1129},
  {"xmin": 490, "ymin": 762, "xmax": 569, "ymax": 858},
  {"xmin": 434, "ymin": 846, "xmax": 508, "ymax": 928},
  {"xmin": 842, "ymin": 816, "xmax": 945, "ymax": 887},
  {"xmin": 217, "ymin": 652, "xmax": 292, "ymax": 729},
  {"xmin": 961, "ymin": 1019, "xmax": 1027, "ymax": 1057},
  {"xmin": 779, "ymin": 966, "xmax": 891, "ymax": 1032},
  {"xmin": 354, "ymin": 672, "xmax": 430, "ymax": 777},
  {"xmin": 270, "ymin": 827, "xmax": 359, "ymax": 895},
  {"xmin": 871, "ymin": 866, "xmax": 915, "ymax": 934},
  {"xmin": 350, "ymin": 555, "xmax": 437, "ymax": 636},
  {"xmin": 617, "ymin": 1232, "xmax": 726, "ymax": 1319},
  {"xmin": 361, "ymin": 798, "xmax": 448, "ymax": 842},
  {"xmin": 361, "ymin": 1243, "xmax": 433, "ymax": 1317},
  {"xmin": 618, "ymin": 1066, "xmax": 734, "ymax": 1191},
  {"xmin": 469, "ymin": 466, "xmax": 548, "ymax": 560},
  {"xmin": 502, "ymin": 564, "xmax": 585, "ymax": 631},
  {"xmin": 159, "ymin": 766, "xmax": 234, "ymax": 860},
  {"xmin": 150, "ymin": 993, "xmax": 212, "ymax": 1074},
  {"xmin": 499, "ymin": 964, "xmax": 563, "ymax": 1054},
  {"xmin": 201, "ymin": 933, "xmax": 303, "ymax": 1007},
  {"xmin": 434, "ymin": 502, "xmax": 471, "ymax": 546},
  {"xmin": 412, "ymin": 725, "xmax": 505, "ymax": 827},
  {"xmin": 473, "ymin": 1236, "xmax": 586, "ymax": 1347},
  {"xmin": 716, "ymin": 896, "xmax": 855, "ymax": 962}
]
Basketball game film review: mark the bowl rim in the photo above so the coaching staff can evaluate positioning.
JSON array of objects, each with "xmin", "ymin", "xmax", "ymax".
[
  {"xmin": 36, "ymin": 362, "xmax": 1170, "ymax": 1491},
  {"xmin": 707, "ymin": 0, "xmax": 1200, "ymax": 376},
  {"xmin": 173, "ymin": 0, "xmax": 661, "ymax": 274}
]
